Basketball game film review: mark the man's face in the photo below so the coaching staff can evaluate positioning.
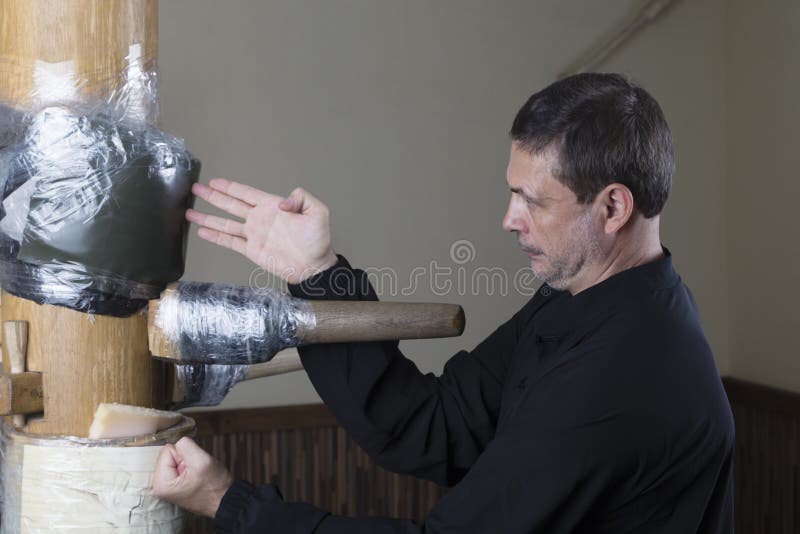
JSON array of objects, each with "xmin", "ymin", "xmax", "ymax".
[{"xmin": 502, "ymin": 143, "xmax": 603, "ymax": 291}]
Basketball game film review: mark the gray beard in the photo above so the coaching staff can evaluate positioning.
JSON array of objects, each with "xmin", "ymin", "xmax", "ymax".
[
  {"xmin": 535, "ymin": 254, "xmax": 588, "ymax": 290},
  {"xmin": 530, "ymin": 209, "xmax": 602, "ymax": 290}
]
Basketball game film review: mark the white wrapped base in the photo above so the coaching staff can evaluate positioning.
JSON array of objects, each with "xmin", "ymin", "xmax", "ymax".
[{"xmin": 0, "ymin": 419, "xmax": 194, "ymax": 533}]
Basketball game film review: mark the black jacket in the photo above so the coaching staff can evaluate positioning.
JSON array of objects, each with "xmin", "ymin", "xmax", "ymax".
[{"xmin": 215, "ymin": 251, "xmax": 734, "ymax": 533}]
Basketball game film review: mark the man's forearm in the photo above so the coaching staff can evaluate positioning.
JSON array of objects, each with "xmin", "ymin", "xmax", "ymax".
[{"xmin": 215, "ymin": 480, "xmax": 422, "ymax": 534}]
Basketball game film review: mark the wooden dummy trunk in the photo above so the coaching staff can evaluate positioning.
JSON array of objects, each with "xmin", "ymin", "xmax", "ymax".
[
  {"xmin": 0, "ymin": 0, "xmax": 167, "ymax": 437},
  {"xmin": 0, "ymin": 1, "xmax": 193, "ymax": 532}
]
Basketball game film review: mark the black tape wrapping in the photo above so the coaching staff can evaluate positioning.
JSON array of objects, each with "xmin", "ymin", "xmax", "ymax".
[
  {"xmin": 0, "ymin": 103, "xmax": 200, "ymax": 316},
  {"xmin": 156, "ymin": 282, "xmax": 315, "ymax": 365},
  {"xmin": 172, "ymin": 364, "xmax": 250, "ymax": 409}
]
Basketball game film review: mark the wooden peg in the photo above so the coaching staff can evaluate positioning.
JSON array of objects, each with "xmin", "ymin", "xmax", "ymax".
[
  {"xmin": 0, "ymin": 372, "xmax": 43, "ymax": 416},
  {"xmin": 4, "ymin": 320, "xmax": 29, "ymax": 427}
]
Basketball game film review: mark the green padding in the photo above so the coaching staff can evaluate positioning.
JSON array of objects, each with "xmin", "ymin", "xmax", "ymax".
[{"xmin": 17, "ymin": 116, "xmax": 199, "ymax": 296}]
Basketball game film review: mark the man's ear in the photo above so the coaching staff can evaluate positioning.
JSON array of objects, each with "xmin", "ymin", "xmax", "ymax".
[{"xmin": 597, "ymin": 183, "xmax": 634, "ymax": 234}]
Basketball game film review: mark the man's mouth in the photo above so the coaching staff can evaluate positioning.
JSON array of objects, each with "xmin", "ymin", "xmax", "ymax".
[{"xmin": 520, "ymin": 245, "xmax": 543, "ymax": 257}]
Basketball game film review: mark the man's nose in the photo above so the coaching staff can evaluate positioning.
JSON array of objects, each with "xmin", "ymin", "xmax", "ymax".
[{"xmin": 502, "ymin": 201, "xmax": 523, "ymax": 233}]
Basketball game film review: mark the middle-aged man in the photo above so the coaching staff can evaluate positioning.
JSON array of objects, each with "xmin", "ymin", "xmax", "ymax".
[{"xmin": 153, "ymin": 73, "xmax": 734, "ymax": 533}]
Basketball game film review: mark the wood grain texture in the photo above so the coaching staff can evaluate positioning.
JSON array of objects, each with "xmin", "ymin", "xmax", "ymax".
[
  {"xmin": 0, "ymin": 0, "xmax": 158, "ymax": 113},
  {"xmin": 723, "ymin": 377, "xmax": 800, "ymax": 533},
  {"xmin": 188, "ymin": 406, "xmax": 445, "ymax": 533},
  {"xmin": 3, "ymin": 320, "xmax": 28, "ymax": 427},
  {"xmin": 149, "ymin": 288, "xmax": 465, "ymax": 362},
  {"xmin": 183, "ymin": 379, "xmax": 800, "ymax": 533},
  {"xmin": 3, "ymin": 377, "xmax": 798, "ymax": 531},
  {"xmin": 0, "ymin": 372, "xmax": 43, "ymax": 415},
  {"xmin": 1, "ymin": 291, "xmax": 168, "ymax": 436},
  {"xmin": 191, "ymin": 404, "xmax": 339, "ymax": 436},
  {"xmin": 0, "ymin": 0, "xmax": 164, "ymax": 437},
  {"xmin": 301, "ymin": 300, "xmax": 465, "ymax": 344}
]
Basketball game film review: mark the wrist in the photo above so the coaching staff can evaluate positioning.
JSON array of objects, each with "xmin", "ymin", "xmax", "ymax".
[
  {"xmin": 213, "ymin": 479, "xmax": 258, "ymax": 532},
  {"xmin": 206, "ymin": 474, "xmax": 235, "ymax": 518},
  {"xmin": 298, "ymin": 251, "xmax": 338, "ymax": 283},
  {"xmin": 316, "ymin": 251, "xmax": 338, "ymax": 272}
]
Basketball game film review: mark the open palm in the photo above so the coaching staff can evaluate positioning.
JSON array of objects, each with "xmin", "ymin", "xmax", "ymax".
[{"xmin": 186, "ymin": 178, "xmax": 337, "ymax": 284}]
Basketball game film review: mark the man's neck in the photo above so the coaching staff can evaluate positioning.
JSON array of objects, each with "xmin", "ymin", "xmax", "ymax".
[{"xmin": 568, "ymin": 217, "xmax": 663, "ymax": 295}]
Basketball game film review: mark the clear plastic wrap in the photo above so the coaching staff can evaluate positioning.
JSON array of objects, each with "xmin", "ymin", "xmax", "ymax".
[
  {"xmin": 0, "ymin": 50, "xmax": 199, "ymax": 317},
  {"xmin": 155, "ymin": 282, "xmax": 316, "ymax": 365},
  {"xmin": 171, "ymin": 363, "xmax": 250, "ymax": 409},
  {"xmin": 0, "ymin": 418, "xmax": 195, "ymax": 533}
]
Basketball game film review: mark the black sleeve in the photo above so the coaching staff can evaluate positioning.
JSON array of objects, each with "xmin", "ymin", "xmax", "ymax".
[
  {"xmin": 284, "ymin": 255, "xmax": 530, "ymax": 486},
  {"xmin": 215, "ymin": 480, "xmax": 423, "ymax": 533},
  {"xmin": 213, "ymin": 378, "xmax": 620, "ymax": 534},
  {"xmin": 212, "ymin": 255, "xmax": 556, "ymax": 534}
]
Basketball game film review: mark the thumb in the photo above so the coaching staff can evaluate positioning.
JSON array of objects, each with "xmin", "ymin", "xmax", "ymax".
[
  {"xmin": 152, "ymin": 444, "xmax": 182, "ymax": 497},
  {"xmin": 173, "ymin": 436, "xmax": 210, "ymax": 466},
  {"xmin": 279, "ymin": 187, "xmax": 318, "ymax": 214}
]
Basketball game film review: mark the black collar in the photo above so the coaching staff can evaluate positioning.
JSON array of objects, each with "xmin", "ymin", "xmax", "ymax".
[{"xmin": 534, "ymin": 247, "xmax": 681, "ymax": 338}]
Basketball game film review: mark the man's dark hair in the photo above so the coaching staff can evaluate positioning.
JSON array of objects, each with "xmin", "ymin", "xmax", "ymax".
[{"xmin": 510, "ymin": 73, "xmax": 674, "ymax": 218}]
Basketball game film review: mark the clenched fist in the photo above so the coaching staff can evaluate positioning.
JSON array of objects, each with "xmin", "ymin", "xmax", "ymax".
[
  {"xmin": 187, "ymin": 179, "xmax": 338, "ymax": 284},
  {"xmin": 151, "ymin": 436, "xmax": 234, "ymax": 518}
]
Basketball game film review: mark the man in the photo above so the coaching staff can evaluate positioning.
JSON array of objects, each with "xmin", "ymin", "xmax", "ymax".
[{"xmin": 153, "ymin": 73, "xmax": 734, "ymax": 532}]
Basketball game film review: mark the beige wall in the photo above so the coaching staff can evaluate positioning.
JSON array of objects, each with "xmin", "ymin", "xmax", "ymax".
[
  {"xmin": 726, "ymin": 0, "xmax": 800, "ymax": 392},
  {"xmin": 602, "ymin": 0, "xmax": 730, "ymax": 378},
  {"xmin": 159, "ymin": 0, "xmax": 732, "ymax": 409}
]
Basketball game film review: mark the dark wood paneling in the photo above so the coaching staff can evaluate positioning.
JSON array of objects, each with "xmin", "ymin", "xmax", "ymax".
[
  {"xmin": 724, "ymin": 377, "xmax": 800, "ymax": 417},
  {"xmin": 3, "ymin": 379, "xmax": 798, "ymax": 532},
  {"xmin": 188, "ymin": 406, "xmax": 445, "ymax": 533},
  {"xmin": 723, "ymin": 377, "xmax": 800, "ymax": 533},
  {"xmin": 188, "ymin": 381, "xmax": 800, "ymax": 533},
  {"xmin": 191, "ymin": 403, "xmax": 338, "ymax": 436}
]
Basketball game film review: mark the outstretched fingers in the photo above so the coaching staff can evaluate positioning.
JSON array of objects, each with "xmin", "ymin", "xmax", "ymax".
[
  {"xmin": 208, "ymin": 178, "xmax": 282, "ymax": 206},
  {"xmin": 197, "ymin": 227, "xmax": 247, "ymax": 256},
  {"xmin": 192, "ymin": 182, "xmax": 252, "ymax": 218},
  {"xmin": 186, "ymin": 209, "xmax": 245, "ymax": 237}
]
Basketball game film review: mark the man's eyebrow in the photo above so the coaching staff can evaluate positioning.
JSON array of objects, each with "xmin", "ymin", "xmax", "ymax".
[
  {"xmin": 510, "ymin": 187, "xmax": 540, "ymax": 201},
  {"xmin": 510, "ymin": 187, "xmax": 558, "ymax": 206},
  {"xmin": 509, "ymin": 187, "xmax": 531, "ymax": 197}
]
